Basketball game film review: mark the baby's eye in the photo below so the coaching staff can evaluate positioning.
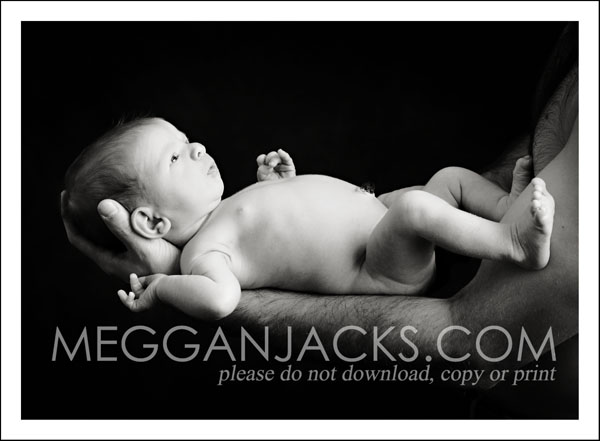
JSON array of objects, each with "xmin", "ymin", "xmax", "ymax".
[{"xmin": 170, "ymin": 153, "xmax": 180, "ymax": 164}]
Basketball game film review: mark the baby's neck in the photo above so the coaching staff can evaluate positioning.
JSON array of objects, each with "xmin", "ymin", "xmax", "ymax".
[{"xmin": 167, "ymin": 203, "xmax": 221, "ymax": 248}]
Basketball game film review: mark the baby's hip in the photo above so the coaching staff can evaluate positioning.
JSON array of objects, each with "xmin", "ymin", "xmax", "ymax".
[{"xmin": 352, "ymin": 252, "xmax": 437, "ymax": 296}]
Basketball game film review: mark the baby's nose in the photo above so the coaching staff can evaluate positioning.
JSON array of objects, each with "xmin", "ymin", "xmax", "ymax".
[{"xmin": 191, "ymin": 143, "xmax": 207, "ymax": 159}]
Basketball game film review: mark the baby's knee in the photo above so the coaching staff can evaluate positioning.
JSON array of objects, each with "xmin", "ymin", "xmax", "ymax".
[
  {"xmin": 429, "ymin": 166, "xmax": 468, "ymax": 186},
  {"xmin": 390, "ymin": 190, "xmax": 432, "ymax": 231}
]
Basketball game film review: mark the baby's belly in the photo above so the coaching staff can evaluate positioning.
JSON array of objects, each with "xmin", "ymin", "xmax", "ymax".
[{"xmin": 230, "ymin": 175, "xmax": 388, "ymax": 293}]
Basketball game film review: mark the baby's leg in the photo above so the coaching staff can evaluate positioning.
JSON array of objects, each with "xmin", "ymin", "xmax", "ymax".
[
  {"xmin": 365, "ymin": 179, "xmax": 554, "ymax": 288},
  {"xmin": 422, "ymin": 158, "xmax": 532, "ymax": 222}
]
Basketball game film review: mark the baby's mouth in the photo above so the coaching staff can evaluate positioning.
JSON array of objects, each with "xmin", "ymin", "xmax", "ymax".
[{"xmin": 207, "ymin": 163, "xmax": 218, "ymax": 175}]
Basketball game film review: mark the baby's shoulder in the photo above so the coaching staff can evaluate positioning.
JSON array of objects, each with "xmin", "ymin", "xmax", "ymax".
[{"xmin": 180, "ymin": 233, "xmax": 233, "ymax": 275}]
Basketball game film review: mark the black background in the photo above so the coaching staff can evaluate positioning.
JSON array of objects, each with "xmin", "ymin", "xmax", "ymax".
[{"xmin": 21, "ymin": 22, "xmax": 569, "ymax": 419}]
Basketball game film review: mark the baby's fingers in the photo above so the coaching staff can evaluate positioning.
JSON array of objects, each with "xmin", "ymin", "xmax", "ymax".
[
  {"xmin": 257, "ymin": 164, "xmax": 272, "ymax": 175},
  {"xmin": 256, "ymin": 154, "xmax": 267, "ymax": 167},
  {"xmin": 129, "ymin": 273, "xmax": 144, "ymax": 296},
  {"xmin": 117, "ymin": 289, "xmax": 150, "ymax": 313},
  {"xmin": 277, "ymin": 149, "xmax": 294, "ymax": 166},
  {"xmin": 117, "ymin": 289, "xmax": 137, "ymax": 310},
  {"xmin": 257, "ymin": 165, "xmax": 277, "ymax": 181},
  {"xmin": 265, "ymin": 151, "xmax": 281, "ymax": 167}
]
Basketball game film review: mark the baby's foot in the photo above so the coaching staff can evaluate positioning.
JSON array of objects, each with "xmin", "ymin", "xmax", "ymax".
[
  {"xmin": 511, "ymin": 178, "xmax": 555, "ymax": 270},
  {"xmin": 508, "ymin": 155, "xmax": 533, "ymax": 205}
]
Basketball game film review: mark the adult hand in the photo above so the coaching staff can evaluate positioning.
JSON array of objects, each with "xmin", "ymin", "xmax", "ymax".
[
  {"xmin": 256, "ymin": 148, "xmax": 296, "ymax": 181},
  {"xmin": 61, "ymin": 191, "xmax": 181, "ymax": 282}
]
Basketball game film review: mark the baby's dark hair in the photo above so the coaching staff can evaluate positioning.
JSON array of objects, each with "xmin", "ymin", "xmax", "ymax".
[{"xmin": 64, "ymin": 117, "xmax": 156, "ymax": 251}]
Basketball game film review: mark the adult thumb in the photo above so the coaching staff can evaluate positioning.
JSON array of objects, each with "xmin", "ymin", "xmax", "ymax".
[{"xmin": 98, "ymin": 199, "xmax": 135, "ymax": 244}]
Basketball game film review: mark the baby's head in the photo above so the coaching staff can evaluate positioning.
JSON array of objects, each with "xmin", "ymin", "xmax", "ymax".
[{"xmin": 64, "ymin": 117, "xmax": 224, "ymax": 250}]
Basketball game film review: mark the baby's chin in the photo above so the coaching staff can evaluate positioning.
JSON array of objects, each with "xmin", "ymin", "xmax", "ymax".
[{"xmin": 207, "ymin": 163, "xmax": 220, "ymax": 176}]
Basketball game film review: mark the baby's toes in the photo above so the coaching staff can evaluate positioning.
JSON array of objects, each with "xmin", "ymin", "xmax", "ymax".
[
  {"xmin": 531, "ymin": 178, "xmax": 555, "ymax": 207},
  {"xmin": 514, "ymin": 155, "xmax": 532, "ymax": 173},
  {"xmin": 531, "ymin": 177, "xmax": 546, "ymax": 193},
  {"xmin": 531, "ymin": 197, "xmax": 542, "ymax": 215},
  {"xmin": 531, "ymin": 192, "xmax": 554, "ymax": 232},
  {"xmin": 509, "ymin": 156, "xmax": 533, "ymax": 198}
]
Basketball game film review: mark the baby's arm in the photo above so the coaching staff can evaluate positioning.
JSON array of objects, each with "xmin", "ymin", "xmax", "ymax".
[
  {"xmin": 118, "ymin": 253, "xmax": 241, "ymax": 321},
  {"xmin": 256, "ymin": 149, "xmax": 296, "ymax": 181}
]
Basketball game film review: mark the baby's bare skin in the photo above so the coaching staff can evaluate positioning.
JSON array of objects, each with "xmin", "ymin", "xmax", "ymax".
[
  {"xmin": 117, "ymin": 119, "xmax": 554, "ymax": 320},
  {"xmin": 181, "ymin": 175, "xmax": 391, "ymax": 295}
]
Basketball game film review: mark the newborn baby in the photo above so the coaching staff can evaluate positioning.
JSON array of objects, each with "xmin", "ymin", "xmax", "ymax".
[{"xmin": 64, "ymin": 117, "xmax": 555, "ymax": 320}]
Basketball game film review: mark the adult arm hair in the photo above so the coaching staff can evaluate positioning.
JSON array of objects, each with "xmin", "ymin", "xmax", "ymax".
[{"xmin": 225, "ymin": 127, "xmax": 578, "ymax": 390}]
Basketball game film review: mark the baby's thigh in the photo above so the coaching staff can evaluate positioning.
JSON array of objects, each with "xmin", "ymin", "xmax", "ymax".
[{"xmin": 361, "ymin": 203, "xmax": 435, "ymax": 294}]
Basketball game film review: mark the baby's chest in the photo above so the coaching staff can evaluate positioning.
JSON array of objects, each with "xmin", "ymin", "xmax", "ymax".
[{"xmin": 230, "ymin": 183, "xmax": 385, "ymax": 248}]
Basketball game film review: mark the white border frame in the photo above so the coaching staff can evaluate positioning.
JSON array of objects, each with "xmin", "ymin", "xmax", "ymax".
[{"xmin": 2, "ymin": 1, "xmax": 598, "ymax": 439}]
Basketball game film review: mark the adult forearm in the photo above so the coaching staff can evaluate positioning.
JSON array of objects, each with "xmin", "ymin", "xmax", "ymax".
[
  {"xmin": 225, "ymin": 124, "xmax": 577, "ymax": 381},
  {"xmin": 449, "ymin": 127, "xmax": 578, "ymax": 376},
  {"xmin": 227, "ymin": 289, "xmax": 456, "ymax": 367}
]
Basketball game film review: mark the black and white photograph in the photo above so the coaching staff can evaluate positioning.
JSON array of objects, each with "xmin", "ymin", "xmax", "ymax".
[{"xmin": 2, "ymin": 1, "xmax": 599, "ymax": 439}]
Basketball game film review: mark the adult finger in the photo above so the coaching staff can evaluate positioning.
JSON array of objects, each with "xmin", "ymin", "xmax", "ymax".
[
  {"xmin": 62, "ymin": 193, "xmax": 134, "ymax": 280},
  {"xmin": 97, "ymin": 199, "xmax": 139, "ymax": 250},
  {"xmin": 60, "ymin": 190, "xmax": 69, "ymax": 217},
  {"xmin": 61, "ymin": 190, "xmax": 82, "ymax": 246},
  {"xmin": 62, "ymin": 192, "xmax": 114, "ymax": 267}
]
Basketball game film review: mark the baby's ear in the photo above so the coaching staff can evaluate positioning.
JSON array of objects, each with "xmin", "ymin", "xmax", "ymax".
[{"xmin": 130, "ymin": 207, "xmax": 171, "ymax": 239}]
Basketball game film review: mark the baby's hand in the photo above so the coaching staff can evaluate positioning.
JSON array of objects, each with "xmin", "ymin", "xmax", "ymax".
[
  {"xmin": 256, "ymin": 149, "xmax": 296, "ymax": 181},
  {"xmin": 117, "ymin": 273, "xmax": 166, "ymax": 312}
]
